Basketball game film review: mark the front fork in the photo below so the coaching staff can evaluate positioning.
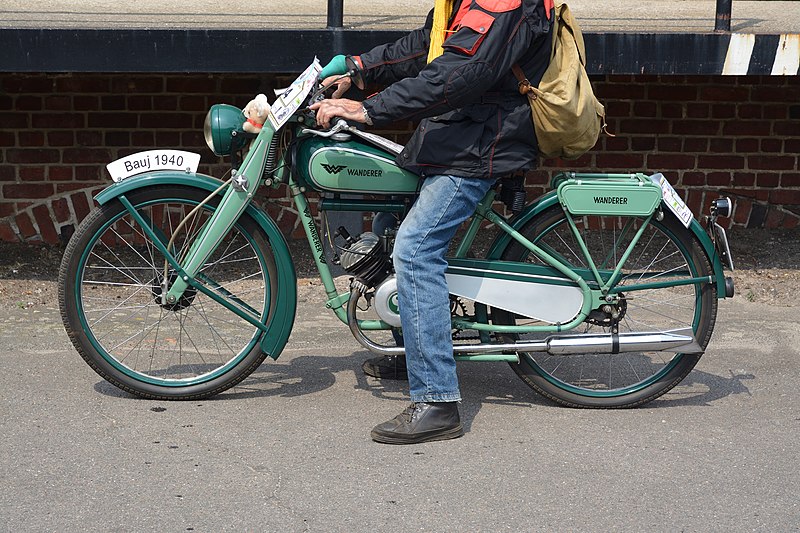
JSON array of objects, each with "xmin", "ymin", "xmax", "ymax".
[{"xmin": 162, "ymin": 128, "xmax": 275, "ymax": 305}]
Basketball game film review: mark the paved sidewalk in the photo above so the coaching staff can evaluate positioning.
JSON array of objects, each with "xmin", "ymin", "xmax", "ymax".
[{"xmin": 1, "ymin": 0, "xmax": 799, "ymax": 33}]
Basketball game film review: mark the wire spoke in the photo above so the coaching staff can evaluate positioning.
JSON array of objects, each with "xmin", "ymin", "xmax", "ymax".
[
  {"xmin": 75, "ymin": 196, "xmax": 271, "ymax": 385},
  {"xmin": 88, "ymin": 248, "xmax": 144, "ymax": 287},
  {"xmin": 86, "ymin": 284, "xmax": 150, "ymax": 330},
  {"xmin": 195, "ymin": 296, "xmax": 239, "ymax": 359}
]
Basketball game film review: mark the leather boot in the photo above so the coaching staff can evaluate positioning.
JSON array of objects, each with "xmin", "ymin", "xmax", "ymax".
[{"xmin": 371, "ymin": 402, "xmax": 464, "ymax": 444}]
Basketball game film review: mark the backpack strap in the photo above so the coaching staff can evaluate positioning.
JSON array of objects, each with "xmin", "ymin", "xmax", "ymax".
[
  {"xmin": 511, "ymin": 0, "xmax": 561, "ymax": 94},
  {"xmin": 512, "ymin": 64, "xmax": 534, "ymax": 97}
]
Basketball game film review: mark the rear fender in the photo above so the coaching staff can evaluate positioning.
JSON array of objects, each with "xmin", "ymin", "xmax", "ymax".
[
  {"xmin": 486, "ymin": 191, "xmax": 729, "ymax": 298},
  {"xmin": 94, "ymin": 171, "xmax": 298, "ymax": 359}
]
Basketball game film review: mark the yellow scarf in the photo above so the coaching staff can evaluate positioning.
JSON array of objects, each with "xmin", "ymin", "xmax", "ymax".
[{"xmin": 427, "ymin": 0, "xmax": 454, "ymax": 63}]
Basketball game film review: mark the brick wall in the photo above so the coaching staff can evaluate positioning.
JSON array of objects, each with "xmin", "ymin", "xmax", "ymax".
[{"xmin": 1, "ymin": 73, "xmax": 798, "ymax": 244}]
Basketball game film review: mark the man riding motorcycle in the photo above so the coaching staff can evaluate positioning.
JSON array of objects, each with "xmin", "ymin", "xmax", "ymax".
[{"xmin": 311, "ymin": 0, "xmax": 553, "ymax": 444}]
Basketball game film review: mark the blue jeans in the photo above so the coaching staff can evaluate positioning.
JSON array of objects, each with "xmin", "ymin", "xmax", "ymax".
[{"xmin": 393, "ymin": 174, "xmax": 495, "ymax": 403}]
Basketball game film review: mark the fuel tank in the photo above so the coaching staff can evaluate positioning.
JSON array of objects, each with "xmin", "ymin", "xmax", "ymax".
[{"xmin": 295, "ymin": 137, "xmax": 420, "ymax": 194}]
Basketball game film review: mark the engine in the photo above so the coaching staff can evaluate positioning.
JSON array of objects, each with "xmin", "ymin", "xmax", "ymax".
[
  {"xmin": 339, "ymin": 230, "xmax": 393, "ymax": 289},
  {"xmin": 337, "ymin": 228, "xmax": 401, "ymax": 327}
]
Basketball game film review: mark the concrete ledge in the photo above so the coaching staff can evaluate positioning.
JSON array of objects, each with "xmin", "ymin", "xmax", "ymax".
[{"xmin": 3, "ymin": 0, "xmax": 799, "ymax": 33}]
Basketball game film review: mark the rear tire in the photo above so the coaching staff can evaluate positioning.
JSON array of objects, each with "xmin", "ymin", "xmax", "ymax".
[
  {"xmin": 493, "ymin": 205, "xmax": 718, "ymax": 408},
  {"xmin": 59, "ymin": 185, "xmax": 285, "ymax": 400}
]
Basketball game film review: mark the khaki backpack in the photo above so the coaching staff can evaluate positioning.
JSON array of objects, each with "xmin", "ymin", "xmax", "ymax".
[{"xmin": 513, "ymin": 2, "xmax": 606, "ymax": 160}]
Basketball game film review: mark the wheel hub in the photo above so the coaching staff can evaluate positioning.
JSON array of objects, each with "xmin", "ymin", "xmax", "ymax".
[
  {"xmin": 151, "ymin": 271, "xmax": 197, "ymax": 311},
  {"xmin": 586, "ymin": 293, "xmax": 627, "ymax": 327}
]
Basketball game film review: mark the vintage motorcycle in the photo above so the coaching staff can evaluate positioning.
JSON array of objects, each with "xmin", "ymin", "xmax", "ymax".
[{"xmin": 58, "ymin": 60, "xmax": 735, "ymax": 408}]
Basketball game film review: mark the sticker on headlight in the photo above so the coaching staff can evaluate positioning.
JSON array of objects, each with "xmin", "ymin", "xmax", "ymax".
[{"xmin": 107, "ymin": 150, "xmax": 201, "ymax": 182}]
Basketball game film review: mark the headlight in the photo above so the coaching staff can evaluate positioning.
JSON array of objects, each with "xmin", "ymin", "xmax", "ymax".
[{"xmin": 203, "ymin": 104, "xmax": 246, "ymax": 156}]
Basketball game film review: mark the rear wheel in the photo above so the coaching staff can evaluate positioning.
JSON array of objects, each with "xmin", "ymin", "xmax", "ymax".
[
  {"xmin": 59, "ymin": 185, "xmax": 284, "ymax": 400},
  {"xmin": 493, "ymin": 205, "xmax": 717, "ymax": 408}
]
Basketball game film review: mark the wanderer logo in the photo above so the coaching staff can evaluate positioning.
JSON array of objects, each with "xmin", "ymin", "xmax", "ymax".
[
  {"xmin": 321, "ymin": 164, "xmax": 347, "ymax": 175},
  {"xmin": 593, "ymin": 196, "xmax": 629, "ymax": 205}
]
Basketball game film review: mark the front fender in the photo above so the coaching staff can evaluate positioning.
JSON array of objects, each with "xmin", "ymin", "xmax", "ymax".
[
  {"xmin": 486, "ymin": 191, "xmax": 728, "ymax": 298},
  {"xmin": 95, "ymin": 171, "xmax": 226, "ymax": 205},
  {"xmin": 95, "ymin": 171, "xmax": 298, "ymax": 359}
]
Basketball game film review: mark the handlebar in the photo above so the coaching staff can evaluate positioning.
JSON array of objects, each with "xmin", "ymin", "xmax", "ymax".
[
  {"xmin": 301, "ymin": 118, "xmax": 404, "ymax": 156},
  {"xmin": 301, "ymin": 119, "xmax": 350, "ymax": 137}
]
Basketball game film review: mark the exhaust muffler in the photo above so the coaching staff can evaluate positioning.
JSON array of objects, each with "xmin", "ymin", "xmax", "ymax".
[
  {"xmin": 526, "ymin": 328, "xmax": 704, "ymax": 355},
  {"xmin": 347, "ymin": 291, "xmax": 703, "ymax": 357}
]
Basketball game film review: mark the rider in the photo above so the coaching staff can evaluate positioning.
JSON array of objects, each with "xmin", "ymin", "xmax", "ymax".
[{"xmin": 310, "ymin": 0, "xmax": 553, "ymax": 444}]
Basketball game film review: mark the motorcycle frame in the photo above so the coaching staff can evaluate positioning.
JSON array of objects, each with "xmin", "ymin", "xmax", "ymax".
[{"xmin": 100, "ymin": 119, "xmax": 726, "ymax": 352}]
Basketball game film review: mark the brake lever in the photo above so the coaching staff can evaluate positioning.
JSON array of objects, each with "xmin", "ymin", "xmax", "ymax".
[
  {"xmin": 300, "ymin": 120, "xmax": 404, "ymax": 155},
  {"xmin": 309, "ymin": 70, "xmax": 356, "ymax": 102},
  {"xmin": 301, "ymin": 119, "xmax": 349, "ymax": 138}
]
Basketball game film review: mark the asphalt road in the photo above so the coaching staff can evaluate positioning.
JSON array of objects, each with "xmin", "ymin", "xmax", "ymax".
[{"xmin": 1, "ymin": 278, "xmax": 798, "ymax": 532}]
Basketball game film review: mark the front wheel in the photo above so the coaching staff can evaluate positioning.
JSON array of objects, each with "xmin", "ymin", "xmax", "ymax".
[
  {"xmin": 493, "ymin": 205, "xmax": 718, "ymax": 408},
  {"xmin": 59, "ymin": 185, "xmax": 289, "ymax": 400}
]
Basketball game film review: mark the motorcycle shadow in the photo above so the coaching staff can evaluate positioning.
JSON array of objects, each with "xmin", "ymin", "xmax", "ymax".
[{"xmin": 93, "ymin": 351, "xmax": 754, "ymax": 429}]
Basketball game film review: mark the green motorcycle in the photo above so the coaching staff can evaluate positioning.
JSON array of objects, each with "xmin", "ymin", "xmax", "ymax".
[{"xmin": 58, "ymin": 60, "xmax": 735, "ymax": 408}]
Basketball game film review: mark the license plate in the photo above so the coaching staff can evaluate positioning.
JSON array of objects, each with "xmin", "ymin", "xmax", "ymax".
[
  {"xmin": 650, "ymin": 173, "xmax": 694, "ymax": 228},
  {"xmin": 106, "ymin": 150, "xmax": 201, "ymax": 182}
]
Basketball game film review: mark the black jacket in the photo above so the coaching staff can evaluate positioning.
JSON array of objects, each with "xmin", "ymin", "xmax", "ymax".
[{"xmin": 359, "ymin": 0, "xmax": 552, "ymax": 179}]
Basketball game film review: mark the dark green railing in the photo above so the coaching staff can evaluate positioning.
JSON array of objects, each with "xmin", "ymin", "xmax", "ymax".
[
  {"xmin": 328, "ymin": 0, "xmax": 344, "ymax": 28},
  {"xmin": 715, "ymin": 0, "xmax": 732, "ymax": 31}
]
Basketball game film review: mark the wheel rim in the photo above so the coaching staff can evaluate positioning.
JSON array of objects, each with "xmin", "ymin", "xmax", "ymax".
[
  {"xmin": 74, "ymin": 197, "xmax": 269, "ymax": 387},
  {"xmin": 501, "ymin": 213, "xmax": 706, "ymax": 398}
]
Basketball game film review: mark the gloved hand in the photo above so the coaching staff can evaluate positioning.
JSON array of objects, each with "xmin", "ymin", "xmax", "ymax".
[{"xmin": 319, "ymin": 55, "xmax": 348, "ymax": 79}]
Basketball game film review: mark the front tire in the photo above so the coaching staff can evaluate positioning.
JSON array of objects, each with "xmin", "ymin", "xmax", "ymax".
[
  {"xmin": 493, "ymin": 205, "xmax": 718, "ymax": 408},
  {"xmin": 59, "ymin": 185, "xmax": 286, "ymax": 400}
]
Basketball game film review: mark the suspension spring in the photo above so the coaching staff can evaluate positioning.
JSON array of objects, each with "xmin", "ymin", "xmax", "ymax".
[{"xmin": 262, "ymin": 133, "xmax": 281, "ymax": 179}]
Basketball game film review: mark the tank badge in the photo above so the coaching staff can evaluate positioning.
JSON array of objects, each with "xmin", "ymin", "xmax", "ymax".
[{"xmin": 321, "ymin": 164, "xmax": 347, "ymax": 174}]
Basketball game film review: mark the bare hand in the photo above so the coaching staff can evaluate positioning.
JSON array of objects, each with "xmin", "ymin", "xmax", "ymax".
[
  {"xmin": 321, "ymin": 75, "xmax": 353, "ymax": 99},
  {"xmin": 308, "ymin": 98, "xmax": 365, "ymax": 129}
]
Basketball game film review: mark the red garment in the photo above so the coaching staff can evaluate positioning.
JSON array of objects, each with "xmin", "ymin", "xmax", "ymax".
[{"xmin": 449, "ymin": 0, "xmax": 472, "ymax": 30}]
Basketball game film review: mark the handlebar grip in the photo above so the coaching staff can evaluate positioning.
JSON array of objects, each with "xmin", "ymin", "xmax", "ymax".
[{"xmin": 319, "ymin": 55, "xmax": 348, "ymax": 79}]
